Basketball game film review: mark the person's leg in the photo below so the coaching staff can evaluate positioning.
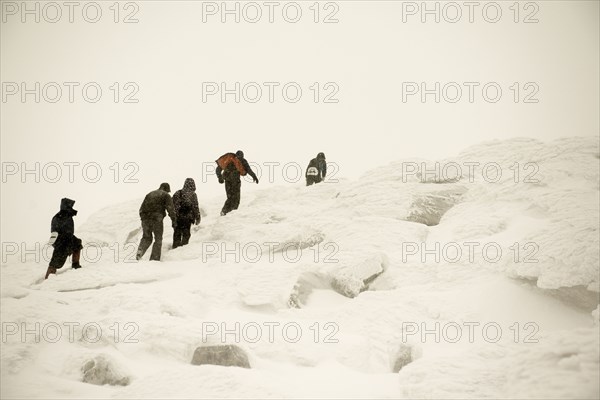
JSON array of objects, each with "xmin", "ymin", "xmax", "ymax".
[
  {"xmin": 137, "ymin": 219, "xmax": 153, "ymax": 260},
  {"xmin": 49, "ymin": 248, "xmax": 68, "ymax": 269},
  {"xmin": 181, "ymin": 219, "xmax": 193, "ymax": 246},
  {"xmin": 71, "ymin": 249, "xmax": 81, "ymax": 269},
  {"xmin": 173, "ymin": 219, "xmax": 183, "ymax": 249},
  {"xmin": 231, "ymin": 180, "xmax": 241, "ymax": 211},
  {"xmin": 46, "ymin": 244, "xmax": 69, "ymax": 278},
  {"xmin": 222, "ymin": 180, "xmax": 234, "ymax": 215},
  {"xmin": 45, "ymin": 266, "xmax": 57, "ymax": 279},
  {"xmin": 150, "ymin": 218, "xmax": 164, "ymax": 261},
  {"xmin": 71, "ymin": 236, "xmax": 83, "ymax": 268}
]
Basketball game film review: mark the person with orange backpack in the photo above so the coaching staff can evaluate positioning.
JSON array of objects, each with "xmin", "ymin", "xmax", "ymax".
[{"xmin": 215, "ymin": 150, "xmax": 259, "ymax": 215}]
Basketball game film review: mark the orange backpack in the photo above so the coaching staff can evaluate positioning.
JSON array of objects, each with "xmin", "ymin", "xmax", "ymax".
[{"xmin": 216, "ymin": 153, "xmax": 247, "ymax": 176}]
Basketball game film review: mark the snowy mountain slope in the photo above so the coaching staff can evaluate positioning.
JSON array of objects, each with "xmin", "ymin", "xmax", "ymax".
[{"xmin": 1, "ymin": 137, "xmax": 598, "ymax": 399}]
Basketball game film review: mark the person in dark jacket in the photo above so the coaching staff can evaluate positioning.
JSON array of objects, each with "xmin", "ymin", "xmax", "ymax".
[
  {"xmin": 306, "ymin": 152, "xmax": 327, "ymax": 186},
  {"xmin": 136, "ymin": 182, "xmax": 176, "ymax": 261},
  {"xmin": 172, "ymin": 178, "xmax": 201, "ymax": 249},
  {"xmin": 45, "ymin": 198, "xmax": 84, "ymax": 279},
  {"xmin": 215, "ymin": 150, "xmax": 259, "ymax": 216}
]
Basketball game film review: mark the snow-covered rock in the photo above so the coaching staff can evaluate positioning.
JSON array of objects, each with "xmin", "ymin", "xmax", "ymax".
[
  {"xmin": 328, "ymin": 253, "xmax": 387, "ymax": 298},
  {"xmin": 81, "ymin": 354, "xmax": 131, "ymax": 386},
  {"xmin": 191, "ymin": 345, "xmax": 251, "ymax": 369},
  {"xmin": 405, "ymin": 185, "xmax": 467, "ymax": 226},
  {"xmin": 391, "ymin": 344, "xmax": 413, "ymax": 372}
]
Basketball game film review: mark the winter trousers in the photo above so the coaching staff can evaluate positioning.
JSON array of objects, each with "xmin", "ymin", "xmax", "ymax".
[
  {"xmin": 306, "ymin": 176, "xmax": 322, "ymax": 186},
  {"xmin": 221, "ymin": 178, "xmax": 241, "ymax": 215},
  {"xmin": 49, "ymin": 235, "xmax": 83, "ymax": 268},
  {"xmin": 137, "ymin": 217, "xmax": 164, "ymax": 261},
  {"xmin": 173, "ymin": 218, "xmax": 193, "ymax": 249}
]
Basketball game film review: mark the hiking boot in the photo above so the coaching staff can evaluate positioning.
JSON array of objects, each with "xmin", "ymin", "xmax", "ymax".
[
  {"xmin": 72, "ymin": 249, "xmax": 81, "ymax": 268},
  {"xmin": 45, "ymin": 267, "xmax": 57, "ymax": 279}
]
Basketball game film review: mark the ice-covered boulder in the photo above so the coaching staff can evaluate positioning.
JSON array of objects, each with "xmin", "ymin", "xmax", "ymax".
[
  {"xmin": 328, "ymin": 253, "xmax": 387, "ymax": 298},
  {"xmin": 288, "ymin": 270, "xmax": 332, "ymax": 308},
  {"xmin": 405, "ymin": 185, "xmax": 467, "ymax": 226},
  {"xmin": 391, "ymin": 344, "xmax": 414, "ymax": 372},
  {"xmin": 81, "ymin": 354, "xmax": 130, "ymax": 386},
  {"xmin": 191, "ymin": 345, "xmax": 250, "ymax": 368}
]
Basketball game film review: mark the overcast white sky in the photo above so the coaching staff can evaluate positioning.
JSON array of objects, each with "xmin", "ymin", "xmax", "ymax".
[{"xmin": 1, "ymin": 0, "xmax": 599, "ymax": 245}]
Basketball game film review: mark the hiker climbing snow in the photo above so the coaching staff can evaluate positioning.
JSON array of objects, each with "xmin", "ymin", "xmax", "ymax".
[
  {"xmin": 305, "ymin": 152, "xmax": 327, "ymax": 186},
  {"xmin": 136, "ymin": 182, "xmax": 176, "ymax": 261},
  {"xmin": 172, "ymin": 178, "xmax": 201, "ymax": 249},
  {"xmin": 45, "ymin": 198, "xmax": 83, "ymax": 279},
  {"xmin": 215, "ymin": 150, "xmax": 259, "ymax": 216}
]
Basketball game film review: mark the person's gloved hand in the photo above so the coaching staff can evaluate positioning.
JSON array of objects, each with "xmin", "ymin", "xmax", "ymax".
[
  {"xmin": 218, "ymin": 177, "xmax": 224, "ymax": 184},
  {"xmin": 194, "ymin": 217, "xmax": 201, "ymax": 225},
  {"xmin": 253, "ymin": 176, "xmax": 259, "ymax": 184}
]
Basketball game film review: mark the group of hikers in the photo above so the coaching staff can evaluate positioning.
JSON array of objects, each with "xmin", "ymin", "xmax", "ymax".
[{"xmin": 44, "ymin": 151, "xmax": 327, "ymax": 279}]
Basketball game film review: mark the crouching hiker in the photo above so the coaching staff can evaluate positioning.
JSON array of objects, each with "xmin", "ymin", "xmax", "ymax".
[
  {"xmin": 136, "ymin": 182, "xmax": 176, "ymax": 261},
  {"xmin": 172, "ymin": 178, "xmax": 201, "ymax": 249},
  {"xmin": 215, "ymin": 150, "xmax": 259, "ymax": 216},
  {"xmin": 45, "ymin": 198, "xmax": 83, "ymax": 279}
]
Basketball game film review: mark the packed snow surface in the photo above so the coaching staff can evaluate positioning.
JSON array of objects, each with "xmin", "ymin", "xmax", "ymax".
[{"xmin": 1, "ymin": 137, "xmax": 599, "ymax": 399}]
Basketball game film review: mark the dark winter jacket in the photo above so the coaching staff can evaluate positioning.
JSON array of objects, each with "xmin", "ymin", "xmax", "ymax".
[
  {"xmin": 173, "ymin": 178, "xmax": 201, "ymax": 223},
  {"xmin": 306, "ymin": 154, "xmax": 327, "ymax": 180},
  {"xmin": 51, "ymin": 198, "xmax": 78, "ymax": 248},
  {"xmin": 139, "ymin": 183, "xmax": 176, "ymax": 221},
  {"xmin": 216, "ymin": 153, "xmax": 258, "ymax": 183}
]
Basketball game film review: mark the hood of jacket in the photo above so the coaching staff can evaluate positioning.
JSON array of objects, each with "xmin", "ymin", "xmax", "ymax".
[
  {"xmin": 159, "ymin": 182, "xmax": 171, "ymax": 193},
  {"xmin": 183, "ymin": 178, "xmax": 196, "ymax": 192},
  {"xmin": 60, "ymin": 198, "xmax": 78, "ymax": 216}
]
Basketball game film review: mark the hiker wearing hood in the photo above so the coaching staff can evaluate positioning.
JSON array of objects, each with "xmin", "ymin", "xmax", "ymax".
[
  {"xmin": 172, "ymin": 178, "xmax": 201, "ymax": 249},
  {"xmin": 136, "ymin": 182, "xmax": 176, "ymax": 261},
  {"xmin": 215, "ymin": 150, "xmax": 259, "ymax": 216},
  {"xmin": 306, "ymin": 152, "xmax": 327, "ymax": 186},
  {"xmin": 45, "ymin": 198, "xmax": 83, "ymax": 279}
]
